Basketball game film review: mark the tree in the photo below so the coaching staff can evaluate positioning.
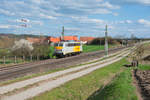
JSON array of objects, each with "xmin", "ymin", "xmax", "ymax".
[
  {"xmin": 32, "ymin": 44, "xmax": 50, "ymax": 60},
  {"xmin": 11, "ymin": 39, "xmax": 33, "ymax": 57}
]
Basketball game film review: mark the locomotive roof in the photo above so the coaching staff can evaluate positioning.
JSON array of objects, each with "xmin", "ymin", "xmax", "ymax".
[{"xmin": 58, "ymin": 41, "xmax": 81, "ymax": 43}]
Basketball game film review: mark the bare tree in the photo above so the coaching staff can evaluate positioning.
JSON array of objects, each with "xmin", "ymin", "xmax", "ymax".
[{"xmin": 130, "ymin": 44, "xmax": 145, "ymax": 64}]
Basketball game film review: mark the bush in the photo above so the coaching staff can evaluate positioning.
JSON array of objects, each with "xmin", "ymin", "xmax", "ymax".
[
  {"xmin": 89, "ymin": 37, "xmax": 120, "ymax": 45},
  {"xmin": 32, "ymin": 44, "xmax": 51, "ymax": 60}
]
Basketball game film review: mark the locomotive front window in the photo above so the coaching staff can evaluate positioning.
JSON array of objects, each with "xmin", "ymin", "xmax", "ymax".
[
  {"xmin": 54, "ymin": 43, "xmax": 59, "ymax": 46},
  {"xmin": 59, "ymin": 43, "xmax": 63, "ymax": 46},
  {"xmin": 54, "ymin": 43, "xmax": 63, "ymax": 46}
]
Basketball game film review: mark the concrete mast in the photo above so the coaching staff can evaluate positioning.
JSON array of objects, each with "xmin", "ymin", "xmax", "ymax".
[
  {"xmin": 61, "ymin": 26, "xmax": 64, "ymax": 41},
  {"xmin": 105, "ymin": 25, "xmax": 108, "ymax": 56}
]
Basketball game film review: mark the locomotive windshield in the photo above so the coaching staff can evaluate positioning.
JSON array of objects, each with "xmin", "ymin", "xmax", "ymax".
[{"xmin": 54, "ymin": 43, "xmax": 63, "ymax": 46}]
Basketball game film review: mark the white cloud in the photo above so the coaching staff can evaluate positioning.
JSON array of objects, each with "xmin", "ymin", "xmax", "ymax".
[
  {"xmin": 134, "ymin": 0, "xmax": 150, "ymax": 5},
  {"xmin": 31, "ymin": 0, "xmax": 45, "ymax": 4},
  {"xmin": 71, "ymin": 16, "xmax": 105, "ymax": 24},
  {"xmin": 111, "ymin": 0, "xmax": 150, "ymax": 5},
  {"xmin": 32, "ymin": 20, "xmax": 43, "ymax": 26},
  {"xmin": 118, "ymin": 20, "xmax": 132, "ymax": 24},
  {"xmin": 138, "ymin": 19, "xmax": 150, "ymax": 27},
  {"xmin": 0, "ymin": 24, "xmax": 21, "ymax": 29},
  {"xmin": 126, "ymin": 20, "xmax": 132, "ymax": 24},
  {"xmin": 39, "ymin": 13, "xmax": 56, "ymax": 19},
  {"xmin": 0, "ymin": 25, "xmax": 10, "ymax": 29},
  {"xmin": 89, "ymin": 8, "xmax": 112, "ymax": 14},
  {"xmin": 0, "ymin": 8, "xmax": 15, "ymax": 16},
  {"xmin": 113, "ymin": 13, "xmax": 119, "ymax": 16},
  {"xmin": 65, "ymin": 27, "xmax": 80, "ymax": 31},
  {"xmin": 98, "ymin": 2, "xmax": 120, "ymax": 9}
]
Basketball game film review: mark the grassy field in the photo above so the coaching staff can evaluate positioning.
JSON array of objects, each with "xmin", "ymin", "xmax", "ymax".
[
  {"xmin": 83, "ymin": 45, "xmax": 105, "ymax": 53},
  {"xmin": 30, "ymin": 58, "xmax": 137, "ymax": 100}
]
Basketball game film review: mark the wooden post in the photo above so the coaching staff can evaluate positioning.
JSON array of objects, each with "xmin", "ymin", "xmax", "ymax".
[
  {"xmin": 30, "ymin": 55, "xmax": 32, "ymax": 62},
  {"xmin": 37, "ymin": 55, "xmax": 39, "ymax": 61},
  {"xmin": 23, "ymin": 56, "xmax": 25, "ymax": 62},
  {"xmin": 15, "ymin": 56, "xmax": 17, "ymax": 63},
  {"xmin": 3, "ymin": 56, "xmax": 6, "ymax": 64}
]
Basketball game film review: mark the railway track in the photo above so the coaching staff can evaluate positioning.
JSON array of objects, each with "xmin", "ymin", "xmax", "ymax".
[{"xmin": 0, "ymin": 46, "xmax": 127, "ymax": 82}]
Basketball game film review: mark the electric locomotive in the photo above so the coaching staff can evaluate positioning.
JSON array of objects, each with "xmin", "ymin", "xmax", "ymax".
[{"xmin": 54, "ymin": 41, "xmax": 82, "ymax": 58}]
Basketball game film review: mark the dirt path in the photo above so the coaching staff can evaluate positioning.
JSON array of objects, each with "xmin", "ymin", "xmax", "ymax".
[
  {"xmin": 134, "ymin": 69, "xmax": 150, "ymax": 100},
  {"xmin": 0, "ymin": 49, "xmax": 130, "ymax": 100},
  {"xmin": 132, "ymin": 70, "xmax": 144, "ymax": 100}
]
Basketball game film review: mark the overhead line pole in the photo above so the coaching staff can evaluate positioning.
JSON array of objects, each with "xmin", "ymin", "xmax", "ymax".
[
  {"xmin": 105, "ymin": 25, "xmax": 108, "ymax": 56},
  {"xmin": 61, "ymin": 26, "xmax": 64, "ymax": 41}
]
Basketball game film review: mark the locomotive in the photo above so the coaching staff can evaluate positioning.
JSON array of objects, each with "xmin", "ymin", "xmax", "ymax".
[{"xmin": 54, "ymin": 41, "xmax": 83, "ymax": 58}]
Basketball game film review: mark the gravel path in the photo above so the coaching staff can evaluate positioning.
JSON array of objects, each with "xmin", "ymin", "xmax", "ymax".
[{"xmin": 0, "ymin": 48, "xmax": 130, "ymax": 100}]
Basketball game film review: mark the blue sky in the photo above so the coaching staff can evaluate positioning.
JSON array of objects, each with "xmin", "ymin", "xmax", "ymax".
[{"xmin": 0, "ymin": 0, "xmax": 150, "ymax": 38}]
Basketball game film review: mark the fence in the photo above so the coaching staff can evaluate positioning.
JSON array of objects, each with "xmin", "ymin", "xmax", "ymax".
[{"xmin": 0, "ymin": 55, "xmax": 44, "ymax": 66}]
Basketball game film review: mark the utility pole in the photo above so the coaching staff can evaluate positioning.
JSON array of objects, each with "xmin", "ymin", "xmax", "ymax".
[
  {"xmin": 105, "ymin": 25, "xmax": 108, "ymax": 56},
  {"xmin": 61, "ymin": 26, "xmax": 64, "ymax": 41}
]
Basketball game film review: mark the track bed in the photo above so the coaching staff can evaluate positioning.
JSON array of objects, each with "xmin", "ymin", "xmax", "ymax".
[{"xmin": 0, "ymin": 47, "xmax": 126, "ymax": 82}]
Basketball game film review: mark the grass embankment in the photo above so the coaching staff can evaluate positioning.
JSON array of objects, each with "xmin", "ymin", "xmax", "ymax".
[
  {"xmin": 30, "ymin": 58, "xmax": 137, "ymax": 100},
  {"xmin": 88, "ymin": 69, "xmax": 137, "ymax": 100}
]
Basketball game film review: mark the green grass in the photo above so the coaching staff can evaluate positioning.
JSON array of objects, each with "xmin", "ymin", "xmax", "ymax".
[
  {"xmin": 0, "ymin": 59, "xmax": 28, "ymax": 64},
  {"xmin": 83, "ymin": 45, "xmax": 114, "ymax": 53},
  {"xmin": 138, "ymin": 64, "xmax": 150, "ymax": 70},
  {"xmin": 83, "ymin": 45, "xmax": 105, "ymax": 53},
  {"xmin": 88, "ymin": 69, "xmax": 137, "ymax": 100},
  {"xmin": 49, "ymin": 46, "xmax": 55, "ymax": 58},
  {"xmin": 30, "ymin": 58, "xmax": 131, "ymax": 100}
]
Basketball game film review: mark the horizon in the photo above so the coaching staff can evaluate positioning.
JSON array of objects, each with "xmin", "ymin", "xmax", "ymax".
[{"xmin": 0, "ymin": 0, "xmax": 150, "ymax": 38}]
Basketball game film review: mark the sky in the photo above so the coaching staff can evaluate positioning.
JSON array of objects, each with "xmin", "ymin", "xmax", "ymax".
[{"xmin": 0, "ymin": 0, "xmax": 150, "ymax": 38}]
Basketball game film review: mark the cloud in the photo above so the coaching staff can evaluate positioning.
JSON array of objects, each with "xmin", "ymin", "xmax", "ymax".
[
  {"xmin": 32, "ymin": 20, "xmax": 43, "ymax": 26},
  {"xmin": 0, "ymin": 0, "xmax": 120, "ymax": 20},
  {"xmin": 0, "ymin": 24, "xmax": 21, "ymax": 29},
  {"xmin": 109, "ymin": 0, "xmax": 150, "ymax": 5},
  {"xmin": 113, "ymin": 13, "xmax": 119, "ymax": 16},
  {"xmin": 118, "ymin": 20, "xmax": 133, "ymax": 24},
  {"xmin": 126, "ymin": 20, "xmax": 132, "ymax": 24},
  {"xmin": 31, "ymin": 0, "xmax": 45, "ymax": 4},
  {"xmin": 0, "ymin": 8, "xmax": 15, "ymax": 16},
  {"xmin": 130, "ymin": 0, "xmax": 150, "ymax": 5},
  {"xmin": 39, "ymin": 13, "xmax": 56, "ymax": 19},
  {"xmin": 0, "ymin": 25, "xmax": 10, "ymax": 29},
  {"xmin": 71, "ymin": 16, "xmax": 105, "ymax": 24},
  {"xmin": 98, "ymin": 2, "xmax": 120, "ymax": 9},
  {"xmin": 138, "ymin": 19, "xmax": 150, "ymax": 27},
  {"xmin": 85, "ymin": 8, "xmax": 112, "ymax": 14}
]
